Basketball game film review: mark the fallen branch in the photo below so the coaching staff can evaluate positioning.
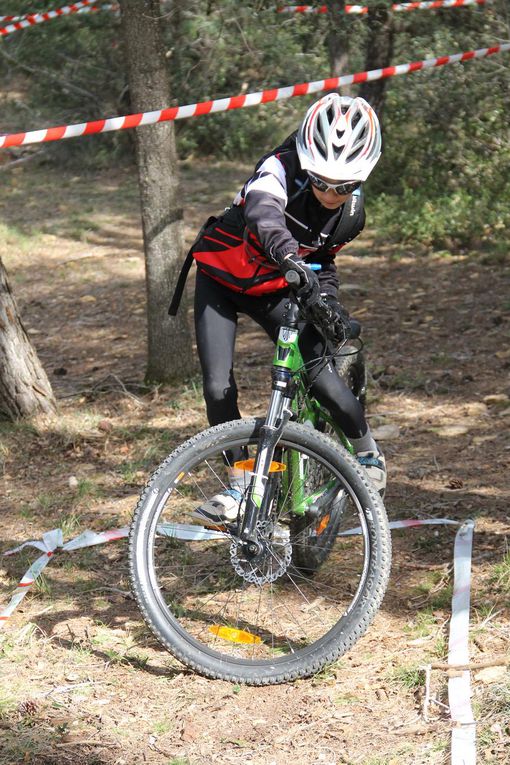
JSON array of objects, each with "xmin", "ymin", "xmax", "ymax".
[
  {"xmin": 82, "ymin": 586, "xmax": 133, "ymax": 599},
  {"xmin": 55, "ymin": 740, "xmax": 120, "ymax": 748},
  {"xmin": 0, "ymin": 150, "xmax": 46, "ymax": 171},
  {"xmin": 393, "ymin": 723, "xmax": 443, "ymax": 735},
  {"xmin": 42, "ymin": 680, "xmax": 103, "ymax": 697},
  {"xmin": 429, "ymin": 655, "xmax": 509, "ymax": 671},
  {"xmin": 58, "ymin": 253, "xmax": 108, "ymax": 266}
]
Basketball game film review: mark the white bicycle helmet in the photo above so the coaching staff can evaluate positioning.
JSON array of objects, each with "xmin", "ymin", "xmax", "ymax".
[{"xmin": 297, "ymin": 93, "xmax": 382, "ymax": 182}]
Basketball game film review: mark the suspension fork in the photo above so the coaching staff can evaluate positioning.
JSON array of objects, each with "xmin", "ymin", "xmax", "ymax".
[
  {"xmin": 238, "ymin": 373, "xmax": 294, "ymax": 554},
  {"xmin": 238, "ymin": 309, "xmax": 300, "ymax": 556}
]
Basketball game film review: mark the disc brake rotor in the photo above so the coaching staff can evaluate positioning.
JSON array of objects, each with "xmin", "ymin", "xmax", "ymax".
[{"xmin": 230, "ymin": 521, "xmax": 292, "ymax": 585}]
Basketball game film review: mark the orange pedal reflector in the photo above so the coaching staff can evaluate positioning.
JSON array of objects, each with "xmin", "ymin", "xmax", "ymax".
[
  {"xmin": 209, "ymin": 625, "xmax": 262, "ymax": 645},
  {"xmin": 234, "ymin": 459, "xmax": 286, "ymax": 473}
]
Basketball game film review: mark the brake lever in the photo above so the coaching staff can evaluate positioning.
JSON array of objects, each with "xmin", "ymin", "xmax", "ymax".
[
  {"xmin": 285, "ymin": 269, "xmax": 350, "ymax": 344},
  {"xmin": 312, "ymin": 299, "xmax": 352, "ymax": 345}
]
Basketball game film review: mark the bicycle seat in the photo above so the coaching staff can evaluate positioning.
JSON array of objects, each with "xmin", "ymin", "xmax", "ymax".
[{"xmin": 349, "ymin": 319, "xmax": 362, "ymax": 339}]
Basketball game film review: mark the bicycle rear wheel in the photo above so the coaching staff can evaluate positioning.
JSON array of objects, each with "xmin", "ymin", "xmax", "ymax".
[
  {"xmin": 129, "ymin": 417, "xmax": 391, "ymax": 685},
  {"xmin": 336, "ymin": 345, "xmax": 367, "ymax": 408},
  {"xmin": 289, "ymin": 466, "xmax": 348, "ymax": 575}
]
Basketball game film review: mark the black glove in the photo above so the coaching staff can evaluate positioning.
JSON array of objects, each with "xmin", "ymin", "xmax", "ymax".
[
  {"xmin": 278, "ymin": 253, "xmax": 320, "ymax": 305},
  {"xmin": 324, "ymin": 295, "xmax": 352, "ymax": 342}
]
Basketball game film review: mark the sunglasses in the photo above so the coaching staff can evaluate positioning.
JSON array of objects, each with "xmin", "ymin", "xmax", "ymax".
[{"xmin": 307, "ymin": 172, "xmax": 361, "ymax": 196}]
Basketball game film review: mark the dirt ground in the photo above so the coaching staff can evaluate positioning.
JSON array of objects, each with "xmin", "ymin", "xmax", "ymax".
[{"xmin": 0, "ymin": 161, "xmax": 509, "ymax": 765}]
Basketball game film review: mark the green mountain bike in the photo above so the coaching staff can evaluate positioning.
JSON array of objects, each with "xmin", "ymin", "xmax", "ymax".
[{"xmin": 129, "ymin": 271, "xmax": 391, "ymax": 685}]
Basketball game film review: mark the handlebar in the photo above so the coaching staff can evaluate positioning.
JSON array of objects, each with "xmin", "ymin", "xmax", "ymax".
[
  {"xmin": 284, "ymin": 267, "xmax": 360, "ymax": 344},
  {"xmin": 284, "ymin": 268, "xmax": 301, "ymax": 287},
  {"xmin": 284, "ymin": 263, "xmax": 321, "ymax": 287}
]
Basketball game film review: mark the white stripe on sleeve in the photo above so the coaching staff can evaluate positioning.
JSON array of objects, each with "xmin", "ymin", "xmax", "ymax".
[{"xmin": 244, "ymin": 155, "xmax": 288, "ymax": 203}]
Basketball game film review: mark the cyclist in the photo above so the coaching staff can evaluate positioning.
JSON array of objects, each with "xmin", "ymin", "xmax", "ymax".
[{"xmin": 175, "ymin": 93, "xmax": 386, "ymax": 522}]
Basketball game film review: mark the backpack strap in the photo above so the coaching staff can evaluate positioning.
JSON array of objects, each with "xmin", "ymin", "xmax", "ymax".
[
  {"xmin": 315, "ymin": 187, "xmax": 365, "ymax": 255},
  {"xmin": 168, "ymin": 215, "xmax": 218, "ymax": 316},
  {"xmin": 168, "ymin": 248, "xmax": 194, "ymax": 316}
]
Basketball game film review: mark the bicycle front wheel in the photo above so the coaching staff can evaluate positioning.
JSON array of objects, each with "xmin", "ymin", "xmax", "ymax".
[{"xmin": 129, "ymin": 418, "xmax": 391, "ymax": 685}]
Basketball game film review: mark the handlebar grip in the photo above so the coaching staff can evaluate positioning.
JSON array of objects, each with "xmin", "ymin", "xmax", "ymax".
[{"xmin": 285, "ymin": 269, "xmax": 301, "ymax": 287}]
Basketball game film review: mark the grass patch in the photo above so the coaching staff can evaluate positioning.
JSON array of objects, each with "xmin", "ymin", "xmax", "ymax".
[
  {"xmin": 361, "ymin": 751, "xmax": 414, "ymax": 765},
  {"xmin": 388, "ymin": 664, "xmax": 425, "ymax": 690},
  {"xmin": 411, "ymin": 533, "xmax": 444, "ymax": 554},
  {"xmin": 19, "ymin": 504, "xmax": 36, "ymax": 521},
  {"xmin": 489, "ymin": 550, "xmax": 510, "ymax": 591},
  {"xmin": 380, "ymin": 371, "xmax": 428, "ymax": 392},
  {"xmin": 152, "ymin": 718, "xmax": 174, "ymax": 735},
  {"xmin": 0, "ymin": 222, "xmax": 41, "ymax": 253},
  {"xmin": 61, "ymin": 549, "xmax": 96, "ymax": 572},
  {"xmin": 428, "ymin": 586, "xmax": 453, "ymax": 611},
  {"xmin": 35, "ymin": 492, "xmax": 62, "ymax": 513},
  {"xmin": 0, "ymin": 623, "xmax": 39, "ymax": 660},
  {"xmin": 430, "ymin": 635, "xmax": 448, "ymax": 661},
  {"xmin": 334, "ymin": 692, "xmax": 360, "ymax": 705},
  {"xmin": 0, "ymin": 694, "xmax": 17, "ymax": 718},
  {"xmin": 74, "ymin": 478, "xmax": 102, "ymax": 502},
  {"xmin": 476, "ymin": 679, "xmax": 510, "ymax": 719},
  {"xmin": 68, "ymin": 644, "xmax": 94, "ymax": 663},
  {"xmin": 116, "ymin": 430, "xmax": 187, "ymax": 483},
  {"xmin": 60, "ymin": 512, "xmax": 83, "ymax": 538},
  {"xmin": 411, "ymin": 568, "xmax": 453, "ymax": 610},
  {"xmin": 403, "ymin": 609, "xmax": 437, "ymax": 639}
]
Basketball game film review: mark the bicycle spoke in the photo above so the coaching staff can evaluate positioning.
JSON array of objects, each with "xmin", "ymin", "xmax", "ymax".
[{"xmin": 130, "ymin": 419, "xmax": 390, "ymax": 681}]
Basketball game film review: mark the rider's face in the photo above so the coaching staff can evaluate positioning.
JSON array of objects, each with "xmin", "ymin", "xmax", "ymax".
[{"xmin": 310, "ymin": 178, "xmax": 350, "ymax": 209}]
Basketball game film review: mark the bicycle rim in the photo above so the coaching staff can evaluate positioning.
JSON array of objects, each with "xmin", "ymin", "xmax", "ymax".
[{"xmin": 130, "ymin": 419, "xmax": 390, "ymax": 683}]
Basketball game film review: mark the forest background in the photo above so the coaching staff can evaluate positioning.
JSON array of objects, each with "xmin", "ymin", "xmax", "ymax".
[
  {"xmin": 0, "ymin": 3, "xmax": 509, "ymax": 764},
  {"xmin": 1, "ymin": 0, "xmax": 509, "ymax": 250}
]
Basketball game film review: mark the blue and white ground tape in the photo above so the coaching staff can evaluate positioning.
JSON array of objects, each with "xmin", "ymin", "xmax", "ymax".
[{"xmin": 448, "ymin": 520, "xmax": 476, "ymax": 765}]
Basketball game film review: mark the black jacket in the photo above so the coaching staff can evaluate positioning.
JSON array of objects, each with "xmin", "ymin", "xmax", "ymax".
[{"xmin": 232, "ymin": 132, "xmax": 366, "ymax": 297}]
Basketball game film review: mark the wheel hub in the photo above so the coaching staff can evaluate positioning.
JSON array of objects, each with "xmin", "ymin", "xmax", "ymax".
[{"xmin": 230, "ymin": 521, "xmax": 292, "ymax": 584}]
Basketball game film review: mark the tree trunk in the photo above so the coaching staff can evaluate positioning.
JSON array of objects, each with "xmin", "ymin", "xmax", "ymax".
[
  {"xmin": 324, "ymin": 1, "xmax": 352, "ymax": 85},
  {"xmin": 359, "ymin": 6, "xmax": 395, "ymax": 119},
  {"xmin": 0, "ymin": 258, "xmax": 56, "ymax": 420},
  {"xmin": 119, "ymin": 0, "xmax": 195, "ymax": 384}
]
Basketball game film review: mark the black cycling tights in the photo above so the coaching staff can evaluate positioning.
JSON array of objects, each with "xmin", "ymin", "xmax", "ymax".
[{"xmin": 194, "ymin": 270, "xmax": 368, "ymax": 440}]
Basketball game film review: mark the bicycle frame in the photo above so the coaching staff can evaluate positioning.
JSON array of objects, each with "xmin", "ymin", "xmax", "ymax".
[{"xmin": 237, "ymin": 299, "xmax": 353, "ymax": 553}]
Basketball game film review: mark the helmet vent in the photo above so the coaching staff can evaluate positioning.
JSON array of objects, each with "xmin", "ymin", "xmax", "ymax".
[
  {"xmin": 314, "ymin": 129, "xmax": 328, "ymax": 159},
  {"xmin": 296, "ymin": 94, "xmax": 381, "ymax": 181},
  {"xmin": 347, "ymin": 146, "xmax": 363, "ymax": 161},
  {"xmin": 351, "ymin": 111, "xmax": 361, "ymax": 129}
]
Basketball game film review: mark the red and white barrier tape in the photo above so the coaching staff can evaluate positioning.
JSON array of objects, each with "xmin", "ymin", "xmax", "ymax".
[
  {"xmin": 0, "ymin": 1, "xmax": 95, "ymax": 25},
  {"xmin": 0, "ymin": 1, "xmax": 116, "ymax": 38},
  {"xmin": 278, "ymin": 3, "xmax": 368, "ymax": 11},
  {"xmin": 0, "ymin": 525, "xmax": 129, "ymax": 621},
  {"xmin": 0, "ymin": 0, "xmax": 486, "ymax": 24},
  {"xmin": 0, "ymin": 41, "xmax": 508, "ymax": 150},
  {"xmin": 338, "ymin": 516, "xmax": 460, "ymax": 536},
  {"xmin": 277, "ymin": 0, "xmax": 487, "ymax": 14},
  {"xmin": 0, "ymin": 15, "xmax": 26, "ymax": 24}
]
